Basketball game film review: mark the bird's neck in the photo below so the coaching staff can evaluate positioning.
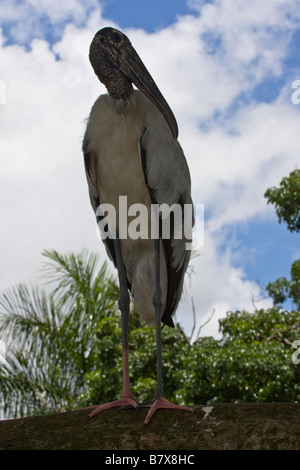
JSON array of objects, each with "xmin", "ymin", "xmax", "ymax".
[
  {"xmin": 89, "ymin": 45, "xmax": 133, "ymax": 102},
  {"xmin": 106, "ymin": 77, "xmax": 133, "ymax": 102}
]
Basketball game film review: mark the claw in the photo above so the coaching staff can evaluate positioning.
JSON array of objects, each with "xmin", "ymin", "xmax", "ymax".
[
  {"xmin": 87, "ymin": 395, "xmax": 140, "ymax": 419},
  {"xmin": 142, "ymin": 396, "xmax": 194, "ymax": 426}
]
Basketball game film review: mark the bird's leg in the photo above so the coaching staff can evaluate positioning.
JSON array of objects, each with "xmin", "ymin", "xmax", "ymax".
[
  {"xmin": 142, "ymin": 238, "xmax": 193, "ymax": 427},
  {"xmin": 153, "ymin": 237, "xmax": 164, "ymax": 399},
  {"xmin": 87, "ymin": 235, "xmax": 139, "ymax": 419}
]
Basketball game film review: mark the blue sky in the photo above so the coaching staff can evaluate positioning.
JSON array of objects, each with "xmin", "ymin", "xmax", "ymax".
[
  {"xmin": 103, "ymin": 0, "xmax": 192, "ymax": 32},
  {"xmin": 0, "ymin": 0, "xmax": 299, "ymax": 337},
  {"xmin": 0, "ymin": 0, "xmax": 193, "ymax": 46}
]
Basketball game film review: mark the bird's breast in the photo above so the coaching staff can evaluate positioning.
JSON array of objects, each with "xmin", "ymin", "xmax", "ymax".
[
  {"xmin": 85, "ymin": 92, "xmax": 168, "ymax": 325},
  {"xmin": 88, "ymin": 93, "xmax": 152, "ymax": 213}
]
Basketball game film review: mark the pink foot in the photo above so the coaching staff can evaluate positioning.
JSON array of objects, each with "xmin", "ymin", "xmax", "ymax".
[
  {"xmin": 142, "ymin": 396, "xmax": 194, "ymax": 426},
  {"xmin": 77, "ymin": 394, "xmax": 139, "ymax": 419}
]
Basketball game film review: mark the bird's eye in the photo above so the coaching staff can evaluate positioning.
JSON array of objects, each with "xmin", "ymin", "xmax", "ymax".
[
  {"xmin": 100, "ymin": 36, "xmax": 104, "ymax": 44},
  {"xmin": 112, "ymin": 32, "xmax": 122, "ymax": 43}
]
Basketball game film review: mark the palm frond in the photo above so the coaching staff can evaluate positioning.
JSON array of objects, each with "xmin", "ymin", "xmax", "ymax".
[
  {"xmin": 0, "ymin": 284, "xmax": 63, "ymax": 352},
  {"xmin": 41, "ymin": 249, "xmax": 119, "ymax": 315},
  {"xmin": 0, "ymin": 249, "xmax": 121, "ymax": 419}
]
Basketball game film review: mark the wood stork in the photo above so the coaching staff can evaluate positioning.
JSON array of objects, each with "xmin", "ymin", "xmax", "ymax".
[{"xmin": 83, "ymin": 27, "xmax": 194, "ymax": 426}]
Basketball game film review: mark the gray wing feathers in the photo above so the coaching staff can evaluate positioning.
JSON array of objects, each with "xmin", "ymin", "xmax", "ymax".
[
  {"xmin": 82, "ymin": 136, "xmax": 100, "ymax": 213},
  {"xmin": 140, "ymin": 119, "xmax": 194, "ymax": 326},
  {"xmin": 82, "ymin": 134, "xmax": 117, "ymax": 268}
]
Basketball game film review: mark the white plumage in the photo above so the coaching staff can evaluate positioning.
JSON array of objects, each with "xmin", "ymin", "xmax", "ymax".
[{"xmin": 83, "ymin": 90, "xmax": 192, "ymax": 326}]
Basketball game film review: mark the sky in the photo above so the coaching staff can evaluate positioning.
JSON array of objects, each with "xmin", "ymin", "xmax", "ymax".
[{"xmin": 0, "ymin": 0, "xmax": 300, "ymax": 340}]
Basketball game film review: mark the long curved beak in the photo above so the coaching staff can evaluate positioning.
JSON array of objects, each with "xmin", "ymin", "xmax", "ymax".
[{"xmin": 117, "ymin": 42, "xmax": 178, "ymax": 140}]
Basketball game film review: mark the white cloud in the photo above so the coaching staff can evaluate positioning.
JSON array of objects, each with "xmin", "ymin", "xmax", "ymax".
[
  {"xmin": 178, "ymin": 229, "xmax": 272, "ymax": 339},
  {"xmin": 184, "ymin": 94, "xmax": 300, "ymax": 229},
  {"xmin": 1, "ymin": 1, "xmax": 300, "ymax": 338},
  {"xmin": 0, "ymin": 0, "xmax": 100, "ymax": 44},
  {"xmin": 27, "ymin": 0, "xmax": 98, "ymax": 23},
  {"xmin": 189, "ymin": 0, "xmax": 300, "ymax": 78}
]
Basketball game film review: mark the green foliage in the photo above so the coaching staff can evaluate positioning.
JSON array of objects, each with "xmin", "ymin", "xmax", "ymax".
[
  {"xmin": 266, "ymin": 260, "xmax": 300, "ymax": 310},
  {"xmin": 0, "ymin": 249, "xmax": 120, "ymax": 418},
  {"xmin": 1, "ymin": 251, "xmax": 300, "ymax": 418},
  {"xmin": 290, "ymin": 260, "xmax": 300, "ymax": 308},
  {"xmin": 181, "ymin": 308, "xmax": 300, "ymax": 405},
  {"xmin": 264, "ymin": 169, "xmax": 300, "ymax": 233},
  {"xmin": 264, "ymin": 169, "xmax": 300, "ymax": 311}
]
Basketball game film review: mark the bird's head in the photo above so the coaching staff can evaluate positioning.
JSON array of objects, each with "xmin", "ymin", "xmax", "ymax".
[{"xmin": 89, "ymin": 27, "xmax": 178, "ymax": 139}]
